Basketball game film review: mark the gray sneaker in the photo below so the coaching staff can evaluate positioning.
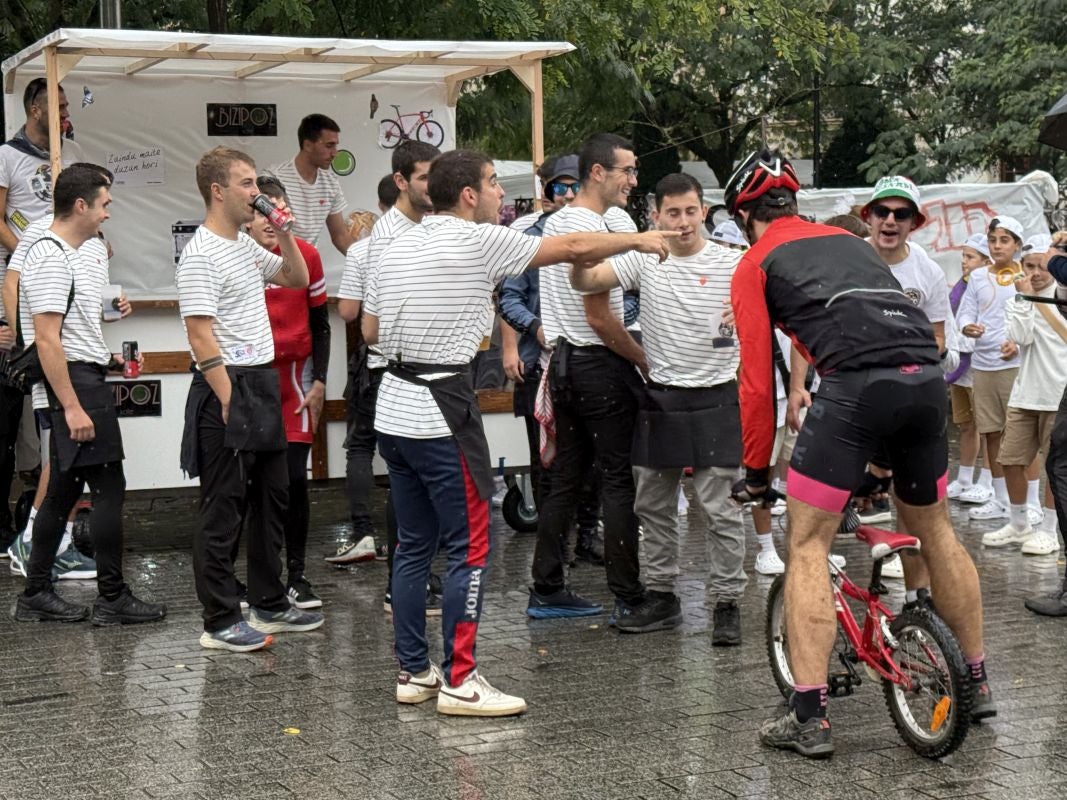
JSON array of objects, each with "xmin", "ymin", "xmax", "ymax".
[
  {"xmin": 247, "ymin": 606, "xmax": 324, "ymax": 634},
  {"xmin": 971, "ymin": 681, "xmax": 997, "ymax": 722},
  {"xmin": 759, "ymin": 708, "xmax": 834, "ymax": 758}
]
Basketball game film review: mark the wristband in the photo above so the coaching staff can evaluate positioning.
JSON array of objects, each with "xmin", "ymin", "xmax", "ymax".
[{"xmin": 198, "ymin": 355, "xmax": 224, "ymax": 372}]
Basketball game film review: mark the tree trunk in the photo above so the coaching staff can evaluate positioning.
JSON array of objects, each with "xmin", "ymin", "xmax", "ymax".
[{"xmin": 206, "ymin": 0, "xmax": 228, "ymax": 33}]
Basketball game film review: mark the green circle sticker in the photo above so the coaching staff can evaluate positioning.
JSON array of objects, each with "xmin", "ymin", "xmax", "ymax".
[
  {"xmin": 131, "ymin": 384, "xmax": 151, "ymax": 404},
  {"xmin": 332, "ymin": 150, "xmax": 356, "ymax": 177}
]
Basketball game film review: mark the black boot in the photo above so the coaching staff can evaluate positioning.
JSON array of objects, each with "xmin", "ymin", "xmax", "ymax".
[{"xmin": 573, "ymin": 527, "xmax": 605, "ymax": 566}]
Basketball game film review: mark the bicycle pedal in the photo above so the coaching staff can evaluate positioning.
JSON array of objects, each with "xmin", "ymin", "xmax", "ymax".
[{"xmin": 828, "ymin": 672, "xmax": 860, "ymax": 696}]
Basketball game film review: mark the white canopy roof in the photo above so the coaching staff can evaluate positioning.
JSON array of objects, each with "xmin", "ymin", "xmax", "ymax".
[{"xmin": 2, "ymin": 28, "xmax": 575, "ymax": 86}]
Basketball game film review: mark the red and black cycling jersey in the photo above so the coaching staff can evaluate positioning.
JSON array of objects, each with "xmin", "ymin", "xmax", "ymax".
[{"xmin": 730, "ymin": 215, "xmax": 940, "ymax": 472}]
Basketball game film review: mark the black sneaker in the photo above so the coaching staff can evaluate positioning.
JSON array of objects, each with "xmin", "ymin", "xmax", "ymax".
[
  {"xmin": 902, "ymin": 587, "xmax": 936, "ymax": 614},
  {"xmin": 857, "ymin": 498, "xmax": 892, "ymax": 525},
  {"xmin": 526, "ymin": 587, "xmax": 603, "ymax": 619},
  {"xmin": 759, "ymin": 708, "xmax": 834, "ymax": 758},
  {"xmin": 616, "ymin": 590, "xmax": 682, "ymax": 633},
  {"xmin": 287, "ymin": 576, "xmax": 322, "ymax": 610},
  {"xmin": 426, "ymin": 586, "xmax": 443, "ymax": 618},
  {"xmin": 14, "ymin": 589, "xmax": 90, "ymax": 623},
  {"xmin": 573, "ymin": 528, "xmax": 605, "ymax": 566},
  {"xmin": 712, "ymin": 599, "xmax": 742, "ymax": 646},
  {"xmin": 1024, "ymin": 586, "xmax": 1067, "ymax": 617},
  {"xmin": 92, "ymin": 588, "xmax": 167, "ymax": 626},
  {"xmin": 971, "ymin": 681, "xmax": 997, "ymax": 722}
]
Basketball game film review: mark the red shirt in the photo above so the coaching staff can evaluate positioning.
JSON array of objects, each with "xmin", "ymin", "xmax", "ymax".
[{"xmin": 264, "ymin": 238, "xmax": 326, "ymax": 362}]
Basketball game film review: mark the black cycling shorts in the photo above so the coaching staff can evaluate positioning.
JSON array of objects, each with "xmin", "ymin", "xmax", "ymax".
[{"xmin": 788, "ymin": 365, "xmax": 948, "ymax": 512}]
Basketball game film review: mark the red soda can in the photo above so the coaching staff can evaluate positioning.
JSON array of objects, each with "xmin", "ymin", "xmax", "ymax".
[
  {"xmin": 122, "ymin": 341, "xmax": 140, "ymax": 379},
  {"xmin": 251, "ymin": 194, "xmax": 294, "ymax": 232}
]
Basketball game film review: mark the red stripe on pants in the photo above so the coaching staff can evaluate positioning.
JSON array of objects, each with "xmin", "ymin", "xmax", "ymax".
[
  {"xmin": 460, "ymin": 453, "xmax": 489, "ymax": 567},
  {"xmin": 451, "ymin": 620, "xmax": 478, "ymax": 685}
]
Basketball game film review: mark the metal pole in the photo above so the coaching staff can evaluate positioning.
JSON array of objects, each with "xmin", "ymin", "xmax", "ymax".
[
  {"xmin": 812, "ymin": 72, "xmax": 821, "ymax": 189},
  {"xmin": 100, "ymin": 0, "xmax": 123, "ymax": 28}
]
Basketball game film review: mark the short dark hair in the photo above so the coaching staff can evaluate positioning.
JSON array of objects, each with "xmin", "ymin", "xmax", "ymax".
[
  {"xmin": 823, "ymin": 214, "xmax": 869, "ymax": 237},
  {"xmin": 428, "ymin": 150, "xmax": 492, "ymax": 212},
  {"xmin": 297, "ymin": 113, "xmax": 340, "ymax": 147},
  {"xmin": 23, "ymin": 78, "xmax": 63, "ymax": 114},
  {"xmin": 256, "ymin": 174, "xmax": 289, "ymax": 204},
  {"xmin": 53, "ymin": 166, "xmax": 109, "ymax": 218},
  {"xmin": 654, "ymin": 173, "xmax": 704, "ymax": 210},
  {"xmin": 68, "ymin": 162, "xmax": 114, "ymax": 185},
  {"xmin": 392, "ymin": 141, "xmax": 440, "ymax": 181},
  {"xmin": 578, "ymin": 133, "xmax": 633, "ymax": 181},
  {"xmin": 740, "ymin": 188, "xmax": 798, "ymax": 223},
  {"xmin": 377, "ymin": 173, "xmax": 401, "ymax": 208}
]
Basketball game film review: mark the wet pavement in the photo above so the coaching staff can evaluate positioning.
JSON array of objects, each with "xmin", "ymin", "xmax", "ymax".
[{"xmin": 1, "ymin": 483, "xmax": 1066, "ymax": 800}]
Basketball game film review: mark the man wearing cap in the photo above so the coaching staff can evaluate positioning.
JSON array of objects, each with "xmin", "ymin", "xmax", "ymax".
[
  {"xmin": 980, "ymin": 234, "xmax": 1065, "ymax": 554},
  {"xmin": 958, "ymin": 216, "xmax": 1026, "ymax": 522},
  {"xmin": 708, "ymin": 219, "xmax": 748, "ymax": 250}
]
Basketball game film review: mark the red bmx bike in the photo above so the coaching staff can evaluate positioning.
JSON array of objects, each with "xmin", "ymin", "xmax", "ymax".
[{"xmin": 765, "ymin": 515, "xmax": 972, "ymax": 758}]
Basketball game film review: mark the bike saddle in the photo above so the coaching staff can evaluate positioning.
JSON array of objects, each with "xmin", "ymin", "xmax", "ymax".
[{"xmin": 854, "ymin": 526, "xmax": 920, "ymax": 560}]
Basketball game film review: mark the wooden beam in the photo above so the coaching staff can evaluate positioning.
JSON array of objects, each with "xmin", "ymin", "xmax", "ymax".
[
  {"xmin": 4, "ymin": 68, "xmax": 16, "ymax": 95},
  {"xmin": 44, "ymin": 47, "xmax": 62, "ymax": 191},
  {"xmin": 55, "ymin": 54, "xmax": 83, "ymax": 82},
  {"xmin": 140, "ymin": 351, "xmax": 192, "ymax": 375},
  {"xmin": 129, "ymin": 299, "xmax": 179, "ymax": 310},
  {"xmin": 340, "ymin": 63, "xmax": 395, "ymax": 82},
  {"xmin": 236, "ymin": 47, "xmax": 334, "ymax": 78},
  {"xmin": 446, "ymin": 66, "xmax": 492, "ymax": 106},
  {"xmin": 125, "ymin": 43, "xmax": 206, "ymax": 75},
  {"xmin": 518, "ymin": 61, "xmax": 545, "ymax": 207}
]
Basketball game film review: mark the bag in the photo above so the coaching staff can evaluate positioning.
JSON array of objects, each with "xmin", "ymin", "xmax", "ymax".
[{"xmin": 0, "ymin": 237, "xmax": 74, "ymax": 394}]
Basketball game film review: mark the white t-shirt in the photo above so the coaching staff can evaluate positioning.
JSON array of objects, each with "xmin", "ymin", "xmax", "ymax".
[
  {"xmin": 603, "ymin": 205, "xmax": 638, "ymax": 233},
  {"xmin": 540, "ymin": 205, "xmax": 626, "ymax": 347},
  {"xmin": 372, "ymin": 215, "xmax": 541, "ymax": 438},
  {"xmin": 0, "ymin": 138, "xmax": 84, "ymax": 259},
  {"xmin": 1004, "ymin": 283, "xmax": 1067, "ymax": 410},
  {"xmin": 20, "ymin": 231, "xmax": 110, "ymax": 366},
  {"xmin": 337, "ymin": 237, "xmax": 370, "ymax": 301},
  {"xmin": 956, "ymin": 266, "xmax": 1021, "ymax": 371},
  {"xmin": 881, "ymin": 243, "xmax": 950, "ymax": 323},
  {"xmin": 269, "ymin": 159, "xmax": 347, "ymax": 246},
  {"xmin": 612, "ymin": 241, "xmax": 740, "ymax": 386},
  {"xmin": 175, "ymin": 228, "xmax": 283, "ymax": 366},
  {"xmin": 362, "ymin": 207, "xmax": 420, "ymax": 369}
]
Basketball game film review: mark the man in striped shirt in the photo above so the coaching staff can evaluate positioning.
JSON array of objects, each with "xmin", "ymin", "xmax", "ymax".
[
  {"xmin": 270, "ymin": 114, "xmax": 354, "ymax": 256},
  {"xmin": 14, "ymin": 165, "xmax": 164, "ymax": 625},
  {"xmin": 363, "ymin": 149, "xmax": 674, "ymax": 716},
  {"xmin": 528, "ymin": 133, "xmax": 649, "ymax": 622},
  {"xmin": 177, "ymin": 147, "xmax": 321, "ymax": 653},
  {"xmin": 571, "ymin": 173, "xmax": 747, "ymax": 640}
]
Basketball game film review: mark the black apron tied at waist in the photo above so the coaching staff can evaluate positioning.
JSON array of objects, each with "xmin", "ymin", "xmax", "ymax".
[
  {"xmin": 180, "ymin": 364, "xmax": 286, "ymax": 479},
  {"xmin": 631, "ymin": 380, "xmax": 742, "ymax": 469},
  {"xmin": 46, "ymin": 362, "xmax": 124, "ymax": 472},
  {"xmin": 386, "ymin": 359, "xmax": 494, "ymax": 500}
]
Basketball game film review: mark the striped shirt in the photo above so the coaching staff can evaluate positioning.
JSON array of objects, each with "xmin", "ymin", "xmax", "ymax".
[
  {"xmin": 176, "ymin": 227, "xmax": 283, "ymax": 366},
  {"xmin": 540, "ymin": 205, "xmax": 625, "ymax": 346},
  {"xmin": 269, "ymin": 159, "xmax": 347, "ymax": 246},
  {"xmin": 613, "ymin": 241, "xmax": 741, "ymax": 386},
  {"xmin": 363, "ymin": 207, "xmax": 419, "ymax": 369},
  {"xmin": 20, "ymin": 231, "xmax": 111, "ymax": 366},
  {"xmin": 337, "ymin": 237, "xmax": 371, "ymax": 301},
  {"xmin": 371, "ymin": 215, "xmax": 541, "ymax": 438}
]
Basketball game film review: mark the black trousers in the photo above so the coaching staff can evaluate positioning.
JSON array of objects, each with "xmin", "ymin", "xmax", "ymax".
[
  {"xmin": 1045, "ymin": 388, "xmax": 1067, "ymax": 585},
  {"xmin": 194, "ymin": 393, "xmax": 289, "ymax": 631},
  {"xmin": 532, "ymin": 347, "xmax": 644, "ymax": 602},
  {"xmin": 284, "ymin": 442, "xmax": 311, "ymax": 578},
  {"xmin": 523, "ymin": 413, "xmax": 601, "ymax": 530},
  {"xmin": 0, "ymin": 383, "xmax": 24, "ymax": 532},
  {"xmin": 345, "ymin": 367, "xmax": 384, "ymax": 537}
]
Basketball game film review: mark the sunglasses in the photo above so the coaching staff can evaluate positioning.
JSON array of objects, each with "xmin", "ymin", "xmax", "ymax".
[
  {"xmin": 869, "ymin": 204, "xmax": 915, "ymax": 222},
  {"xmin": 549, "ymin": 180, "xmax": 580, "ymax": 197}
]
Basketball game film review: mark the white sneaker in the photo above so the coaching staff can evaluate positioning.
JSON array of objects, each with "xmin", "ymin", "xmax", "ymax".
[
  {"xmin": 946, "ymin": 480, "xmax": 968, "ymax": 500},
  {"xmin": 1021, "ymin": 530, "xmax": 1060, "ymax": 556},
  {"xmin": 396, "ymin": 663, "xmax": 444, "ymax": 704},
  {"xmin": 982, "ymin": 521, "xmax": 1031, "ymax": 547},
  {"xmin": 958, "ymin": 484, "xmax": 993, "ymax": 504},
  {"xmin": 970, "ymin": 499, "xmax": 1008, "ymax": 521},
  {"xmin": 881, "ymin": 554, "xmax": 904, "ymax": 579},
  {"xmin": 324, "ymin": 534, "xmax": 377, "ymax": 564},
  {"xmin": 1027, "ymin": 506, "xmax": 1045, "ymax": 527},
  {"xmin": 770, "ymin": 498, "xmax": 787, "ymax": 517},
  {"xmin": 755, "ymin": 550, "xmax": 785, "ymax": 575},
  {"xmin": 437, "ymin": 671, "xmax": 527, "ymax": 717},
  {"xmin": 829, "ymin": 553, "xmax": 847, "ymax": 569}
]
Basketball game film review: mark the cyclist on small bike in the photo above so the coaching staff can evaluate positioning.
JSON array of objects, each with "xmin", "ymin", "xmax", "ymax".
[{"xmin": 727, "ymin": 149, "xmax": 992, "ymax": 758}]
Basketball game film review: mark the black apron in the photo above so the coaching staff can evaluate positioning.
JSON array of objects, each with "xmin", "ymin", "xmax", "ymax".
[
  {"xmin": 386, "ymin": 360, "xmax": 494, "ymax": 500},
  {"xmin": 180, "ymin": 364, "xmax": 286, "ymax": 479},
  {"xmin": 47, "ymin": 363, "xmax": 124, "ymax": 472},
  {"xmin": 631, "ymin": 380, "xmax": 742, "ymax": 469}
]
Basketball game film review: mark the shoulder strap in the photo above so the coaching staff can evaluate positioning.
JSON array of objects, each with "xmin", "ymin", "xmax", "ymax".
[
  {"xmin": 1034, "ymin": 301, "xmax": 1067, "ymax": 345},
  {"xmin": 14, "ymin": 236, "xmax": 76, "ymax": 342},
  {"xmin": 770, "ymin": 332, "xmax": 790, "ymax": 388}
]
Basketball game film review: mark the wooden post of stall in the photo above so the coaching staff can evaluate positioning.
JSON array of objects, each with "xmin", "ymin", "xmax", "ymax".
[
  {"xmin": 43, "ymin": 46, "xmax": 62, "ymax": 188},
  {"xmin": 530, "ymin": 61, "xmax": 544, "ymax": 208}
]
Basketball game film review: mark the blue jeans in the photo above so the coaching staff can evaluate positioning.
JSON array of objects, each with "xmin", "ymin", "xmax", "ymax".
[{"xmin": 379, "ymin": 433, "xmax": 491, "ymax": 687}]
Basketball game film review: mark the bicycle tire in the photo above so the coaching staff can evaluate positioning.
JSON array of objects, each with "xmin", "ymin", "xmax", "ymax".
[
  {"xmin": 378, "ymin": 120, "xmax": 404, "ymax": 149},
  {"xmin": 883, "ymin": 607, "xmax": 971, "ymax": 759},
  {"xmin": 501, "ymin": 483, "xmax": 538, "ymax": 533},
  {"xmin": 416, "ymin": 120, "xmax": 445, "ymax": 147},
  {"xmin": 765, "ymin": 574, "xmax": 795, "ymax": 698}
]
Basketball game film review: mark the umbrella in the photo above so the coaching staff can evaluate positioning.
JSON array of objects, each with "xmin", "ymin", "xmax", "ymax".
[{"xmin": 1038, "ymin": 90, "xmax": 1067, "ymax": 150}]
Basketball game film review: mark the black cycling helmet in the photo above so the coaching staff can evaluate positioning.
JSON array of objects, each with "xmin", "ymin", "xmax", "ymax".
[{"xmin": 723, "ymin": 149, "xmax": 800, "ymax": 215}]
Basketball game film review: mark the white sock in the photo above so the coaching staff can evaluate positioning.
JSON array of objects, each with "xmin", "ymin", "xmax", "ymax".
[
  {"xmin": 1040, "ymin": 510, "xmax": 1058, "ymax": 534},
  {"xmin": 1009, "ymin": 503, "xmax": 1029, "ymax": 529},
  {"xmin": 1027, "ymin": 479, "xmax": 1040, "ymax": 508},
  {"xmin": 905, "ymin": 589, "xmax": 918, "ymax": 603},
  {"xmin": 757, "ymin": 532, "xmax": 775, "ymax": 553},
  {"xmin": 979, "ymin": 468, "xmax": 993, "ymax": 489},
  {"xmin": 58, "ymin": 521, "xmax": 74, "ymax": 554},
  {"xmin": 21, "ymin": 507, "xmax": 38, "ymax": 543},
  {"xmin": 957, "ymin": 465, "xmax": 974, "ymax": 486},
  {"xmin": 992, "ymin": 477, "xmax": 1009, "ymax": 505}
]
